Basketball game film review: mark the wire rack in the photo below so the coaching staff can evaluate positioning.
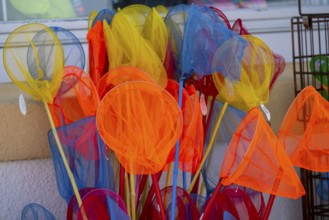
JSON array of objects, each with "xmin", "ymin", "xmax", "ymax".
[{"xmin": 291, "ymin": 1, "xmax": 329, "ymax": 219}]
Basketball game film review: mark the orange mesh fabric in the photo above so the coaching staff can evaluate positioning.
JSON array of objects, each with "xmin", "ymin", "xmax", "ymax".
[
  {"xmin": 48, "ymin": 66, "xmax": 99, "ymax": 127},
  {"xmin": 213, "ymin": 35, "xmax": 274, "ymax": 111},
  {"xmin": 182, "ymin": 85, "xmax": 204, "ymax": 173},
  {"xmin": 96, "ymin": 81, "xmax": 183, "ymax": 174},
  {"xmin": 87, "ymin": 21, "xmax": 109, "ymax": 88},
  {"xmin": 220, "ymin": 108, "xmax": 305, "ymax": 199},
  {"xmin": 164, "ymin": 80, "xmax": 204, "ymax": 172},
  {"xmin": 98, "ymin": 66, "xmax": 156, "ymax": 100},
  {"xmin": 278, "ymin": 86, "xmax": 329, "ymax": 172}
]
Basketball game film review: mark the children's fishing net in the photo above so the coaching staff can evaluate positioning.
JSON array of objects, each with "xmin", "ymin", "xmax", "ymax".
[
  {"xmin": 48, "ymin": 116, "xmax": 115, "ymax": 203},
  {"xmin": 48, "ymin": 66, "xmax": 99, "ymax": 127},
  {"xmin": 278, "ymin": 86, "xmax": 329, "ymax": 172}
]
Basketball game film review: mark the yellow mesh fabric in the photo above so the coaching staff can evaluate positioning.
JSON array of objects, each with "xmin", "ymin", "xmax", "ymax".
[
  {"xmin": 213, "ymin": 35, "xmax": 274, "ymax": 111},
  {"xmin": 98, "ymin": 66, "xmax": 156, "ymax": 99},
  {"xmin": 103, "ymin": 11, "xmax": 168, "ymax": 88},
  {"xmin": 120, "ymin": 5, "xmax": 168, "ymax": 62},
  {"xmin": 142, "ymin": 8, "xmax": 168, "ymax": 63},
  {"xmin": 278, "ymin": 86, "xmax": 329, "ymax": 172},
  {"xmin": 96, "ymin": 81, "xmax": 183, "ymax": 174},
  {"xmin": 3, "ymin": 23, "xmax": 64, "ymax": 103},
  {"xmin": 220, "ymin": 108, "xmax": 305, "ymax": 199},
  {"xmin": 48, "ymin": 66, "xmax": 99, "ymax": 127}
]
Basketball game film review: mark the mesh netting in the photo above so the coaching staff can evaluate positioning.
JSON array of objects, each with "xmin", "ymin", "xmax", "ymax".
[
  {"xmin": 220, "ymin": 108, "xmax": 305, "ymax": 199},
  {"xmin": 87, "ymin": 21, "xmax": 109, "ymax": 88},
  {"xmin": 202, "ymin": 101, "xmax": 246, "ymax": 196},
  {"xmin": 48, "ymin": 26, "xmax": 85, "ymax": 69},
  {"xmin": 164, "ymin": 4, "xmax": 190, "ymax": 80},
  {"xmin": 96, "ymin": 81, "xmax": 183, "ymax": 174},
  {"xmin": 141, "ymin": 186, "xmax": 200, "ymax": 220},
  {"xmin": 98, "ymin": 66, "xmax": 156, "ymax": 100},
  {"xmin": 164, "ymin": 80, "xmax": 204, "ymax": 172},
  {"xmin": 48, "ymin": 66, "xmax": 99, "ymax": 127},
  {"xmin": 230, "ymin": 18, "xmax": 286, "ymax": 91},
  {"xmin": 212, "ymin": 35, "xmax": 274, "ymax": 111},
  {"xmin": 48, "ymin": 116, "xmax": 115, "ymax": 203},
  {"xmin": 209, "ymin": 6, "xmax": 231, "ymax": 28},
  {"xmin": 21, "ymin": 203, "xmax": 55, "ymax": 220},
  {"xmin": 202, "ymin": 188, "xmax": 240, "ymax": 220},
  {"xmin": 119, "ymin": 5, "xmax": 168, "ymax": 72},
  {"xmin": 221, "ymin": 185, "xmax": 265, "ymax": 219},
  {"xmin": 103, "ymin": 11, "xmax": 167, "ymax": 88},
  {"xmin": 3, "ymin": 23, "xmax": 63, "ymax": 103},
  {"xmin": 68, "ymin": 188, "xmax": 128, "ymax": 220},
  {"xmin": 278, "ymin": 86, "xmax": 329, "ymax": 172},
  {"xmin": 182, "ymin": 4, "xmax": 243, "ymax": 80},
  {"xmin": 91, "ymin": 9, "xmax": 115, "ymax": 27}
]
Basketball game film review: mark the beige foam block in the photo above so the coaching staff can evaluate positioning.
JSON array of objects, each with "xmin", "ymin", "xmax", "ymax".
[
  {"xmin": 0, "ymin": 83, "xmax": 51, "ymax": 162},
  {"xmin": 266, "ymin": 63, "xmax": 295, "ymax": 134}
]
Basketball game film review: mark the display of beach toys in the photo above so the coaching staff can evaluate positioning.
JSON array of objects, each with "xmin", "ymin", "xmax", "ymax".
[{"xmin": 4, "ymin": 3, "xmax": 328, "ymax": 220}]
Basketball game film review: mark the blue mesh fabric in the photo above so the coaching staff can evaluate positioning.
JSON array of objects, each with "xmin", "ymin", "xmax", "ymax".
[
  {"xmin": 50, "ymin": 27, "xmax": 85, "ymax": 69},
  {"xmin": 48, "ymin": 116, "xmax": 115, "ymax": 203},
  {"xmin": 183, "ymin": 4, "xmax": 247, "ymax": 80},
  {"xmin": 201, "ymin": 101, "xmax": 246, "ymax": 197},
  {"xmin": 92, "ymin": 9, "xmax": 115, "ymax": 27},
  {"xmin": 27, "ymin": 26, "xmax": 85, "ymax": 78},
  {"xmin": 21, "ymin": 203, "xmax": 55, "ymax": 220},
  {"xmin": 164, "ymin": 4, "xmax": 190, "ymax": 80}
]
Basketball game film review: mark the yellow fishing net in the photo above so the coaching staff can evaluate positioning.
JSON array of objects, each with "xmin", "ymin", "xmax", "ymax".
[
  {"xmin": 3, "ymin": 23, "xmax": 64, "ymax": 103},
  {"xmin": 213, "ymin": 35, "xmax": 274, "ymax": 111},
  {"xmin": 103, "ymin": 10, "xmax": 167, "ymax": 88}
]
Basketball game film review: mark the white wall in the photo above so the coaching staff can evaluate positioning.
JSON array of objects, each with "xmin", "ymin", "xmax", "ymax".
[{"xmin": 0, "ymin": 159, "xmax": 67, "ymax": 220}]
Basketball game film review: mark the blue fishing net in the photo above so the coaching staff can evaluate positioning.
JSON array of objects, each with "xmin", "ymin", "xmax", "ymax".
[
  {"xmin": 27, "ymin": 26, "xmax": 85, "ymax": 79},
  {"xmin": 92, "ymin": 9, "xmax": 115, "ymax": 27},
  {"xmin": 48, "ymin": 116, "xmax": 115, "ymax": 203},
  {"xmin": 164, "ymin": 4, "xmax": 190, "ymax": 80},
  {"xmin": 201, "ymin": 101, "xmax": 246, "ymax": 197},
  {"xmin": 21, "ymin": 203, "xmax": 55, "ymax": 220},
  {"xmin": 183, "ymin": 4, "xmax": 247, "ymax": 80}
]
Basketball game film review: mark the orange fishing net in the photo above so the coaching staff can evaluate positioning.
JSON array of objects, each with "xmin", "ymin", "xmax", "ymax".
[
  {"xmin": 278, "ymin": 86, "xmax": 329, "ymax": 172},
  {"xmin": 48, "ymin": 66, "xmax": 99, "ymax": 127},
  {"xmin": 220, "ymin": 108, "xmax": 305, "ymax": 199},
  {"xmin": 164, "ymin": 80, "xmax": 204, "ymax": 173},
  {"xmin": 98, "ymin": 66, "xmax": 156, "ymax": 100},
  {"xmin": 87, "ymin": 21, "xmax": 109, "ymax": 88},
  {"xmin": 212, "ymin": 35, "xmax": 274, "ymax": 111},
  {"xmin": 96, "ymin": 81, "xmax": 183, "ymax": 174}
]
